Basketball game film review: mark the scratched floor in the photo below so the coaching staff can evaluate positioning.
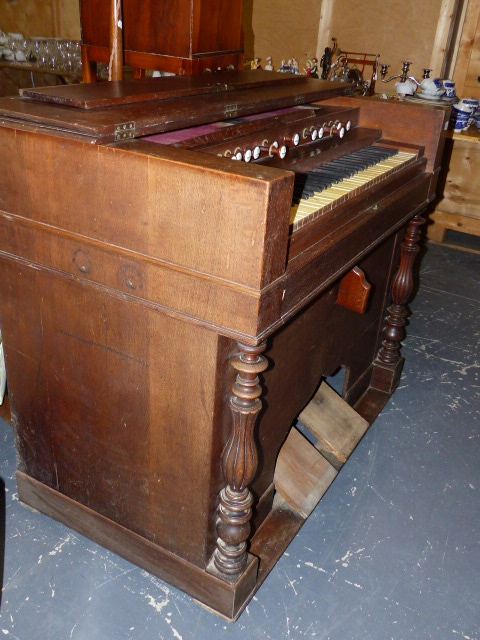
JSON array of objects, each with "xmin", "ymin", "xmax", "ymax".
[{"xmin": 0, "ymin": 241, "xmax": 479, "ymax": 640}]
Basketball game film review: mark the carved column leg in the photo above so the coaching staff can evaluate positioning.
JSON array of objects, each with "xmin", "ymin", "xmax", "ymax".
[
  {"xmin": 371, "ymin": 212, "xmax": 426, "ymax": 393},
  {"xmin": 212, "ymin": 342, "xmax": 268, "ymax": 580}
]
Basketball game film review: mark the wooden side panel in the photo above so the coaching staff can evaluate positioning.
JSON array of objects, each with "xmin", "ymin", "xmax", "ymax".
[
  {"xmin": 193, "ymin": 0, "xmax": 243, "ymax": 54},
  {"xmin": 0, "ymin": 128, "xmax": 292, "ymax": 291},
  {"xmin": 320, "ymin": 96, "xmax": 449, "ymax": 175},
  {"xmin": 0, "ymin": 258, "xmax": 231, "ymax": 567},
  {"xmin": 81, "ymin": 0, "xmax": 191, "ymax": 56}
]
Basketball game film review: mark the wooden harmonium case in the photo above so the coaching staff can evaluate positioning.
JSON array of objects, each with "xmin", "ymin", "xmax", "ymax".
[{"xmin": 0, "ymin": 71, "xmax": 449, "ymax": 621}]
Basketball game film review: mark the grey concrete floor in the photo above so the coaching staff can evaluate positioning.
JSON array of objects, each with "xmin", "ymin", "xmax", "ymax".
[{"xmin": 0, "ymin": 241, "xmax": 479, "ymax": 640}]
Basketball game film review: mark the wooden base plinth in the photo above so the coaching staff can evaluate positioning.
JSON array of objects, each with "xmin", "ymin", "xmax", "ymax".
[
  {"xmin": 15, "ymin": 378, "xmax": 400, "ymax": 620},
  {"xmin": 16, "ymin": 470, "xmax": 311, "ymax": 621},
  {"xmin": 369, "ymin": 357, "xmax": 404, "ymax": 395},
  {"xmin": 17, "ymin": 471, "xmax": 259, "ymax": 621}
]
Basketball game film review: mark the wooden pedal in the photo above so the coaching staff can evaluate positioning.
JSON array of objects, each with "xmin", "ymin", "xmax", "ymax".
[
  {"xmin": 274, "ymin": 427, "xmax": 337, "ymax": 518},
  {"xmin": 298, "ymin": 381, "xmax": 369, "ymax": 470}
]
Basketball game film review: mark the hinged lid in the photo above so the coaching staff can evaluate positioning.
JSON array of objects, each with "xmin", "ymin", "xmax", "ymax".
[
  {"xmin": 20, "ymin": 71, "xmax": 307, "ymax": 109},
  {"xmin": 0, "ymin": 71, "xmax": 349, "ymax": 144}
]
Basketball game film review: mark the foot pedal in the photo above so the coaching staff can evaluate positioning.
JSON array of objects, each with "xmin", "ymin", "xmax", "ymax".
[
  {"xmin": 274, "ymin": 427, "xmax": 337, "ymax": 518},
  {"xmin": 298, "ymin": 381, "xmax": 369, "ymax": 470}
]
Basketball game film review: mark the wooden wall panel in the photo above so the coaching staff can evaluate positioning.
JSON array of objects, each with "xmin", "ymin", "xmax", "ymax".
[
  {"xmin": 246, "ymin": 0, "xmax": 450, "ymax": 80},
  {"xmin": 0, "ymin": 0, "xmax": 80, "ymax": 39},
  {"xmin": 0, "ymin": 0, "xmax": 54, "ymax": 37},
  {"xmin": 451, "ymin": 0, "xmax": 480, "ymax": 97},
  {"xmin": 51, "ymin": 0, "xmax": 81, "ymax": 39},
  {"xmin": 315, "ymin": 0, "xmax": 446, "ymax": 78},
  {"xmin": 244, "ymin": 0, "xmax": 321, "ymax": 71}
]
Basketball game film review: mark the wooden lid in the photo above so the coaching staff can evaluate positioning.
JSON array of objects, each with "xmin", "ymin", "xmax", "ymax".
[
  {"xmin": 0, "ymin": 71, "xmax": 349, "ymax": 143},
  {"xmin": 19, "ymin": 71, "xmax": 308, "ymax": 109}
]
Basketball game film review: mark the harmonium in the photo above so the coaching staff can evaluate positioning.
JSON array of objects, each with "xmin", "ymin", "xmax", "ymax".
[{"xmin": 0, "ymin": 71, "xmax": 448, "ymax": 619}]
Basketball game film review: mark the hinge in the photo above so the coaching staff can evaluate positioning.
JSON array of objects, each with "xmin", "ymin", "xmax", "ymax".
[
  {"xmin": 215, "ymin": 83, "xmax": 235, "ymax": 92},
  {"xmin": 114, "ymin": 121, "xmax": 135, "ymax": 141},
  {"xmin": 224, "ymin": 104, "xmax": 239, "ymax": 118}
]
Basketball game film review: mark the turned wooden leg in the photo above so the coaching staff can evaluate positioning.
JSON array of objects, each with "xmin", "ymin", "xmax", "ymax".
[
  {"xmin": 371, "ymin": 212, "xmax": 426, "ymax": 393},
  {"xmin": 213, "ymin": 342, "xmax": 268, "ymax": 579}
]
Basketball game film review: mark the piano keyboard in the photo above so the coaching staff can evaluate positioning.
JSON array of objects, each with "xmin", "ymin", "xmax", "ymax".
[{"xmin": 290, "ymin": 146, "xmax": 417, "ymax": 229}]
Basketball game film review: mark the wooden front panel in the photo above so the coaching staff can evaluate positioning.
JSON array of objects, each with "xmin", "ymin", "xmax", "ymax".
[{"xmin": 0, "ymin": 257, "xmax": 232, "ymax": 567}]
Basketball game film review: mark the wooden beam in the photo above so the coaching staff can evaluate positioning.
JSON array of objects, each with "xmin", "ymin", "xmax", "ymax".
[
  {"xmin": 451, "ymin": 0, "xmax": 480, "ymax": 95},
  {"xmin": 315, "ymin": 0, "xmax": 336, "ymax": 63},
  {"xmin": 429, "ymin": 0, "xmax": 461, "ymax": 77}
]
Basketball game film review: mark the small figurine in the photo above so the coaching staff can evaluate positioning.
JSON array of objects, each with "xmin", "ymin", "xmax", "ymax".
[
  {"xmin": 320, "ymin": 37, "xmax": 337, "ymax": 79},
  {"xmin": 310, "ymin": 57, "xmax": 319, "ymax": 79},
  {"xmin": 279, "ymin": 59, "xmax": 292, "ymax": 73},
  {"xmin": 291, "ymin": 57, "xmax": 299, "ymax": 74},
  {"xmin": 320, "ymin": 47, "xmax": 332, "ymax": 79},
  {"xmin": 264, "ymin": 56, "xmax": 273, "ymax": 71}
]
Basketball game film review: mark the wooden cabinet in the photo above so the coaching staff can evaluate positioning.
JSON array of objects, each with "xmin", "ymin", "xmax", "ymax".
[
  {"xmin": 80, "ymin": 0, "xmax": 244, "ymax": 76},
  {"xmin": 429, "ymin": 129, "xmax": 480, "ymax": 243},
  {"xmin": 429, "ymin": 0, "xmax": 480, "ymax": 246}
]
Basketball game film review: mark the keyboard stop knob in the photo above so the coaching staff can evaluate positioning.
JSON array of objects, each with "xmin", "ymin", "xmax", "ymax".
[{"xmin": 269, "ymin": 141, "xmax": 288, "ymax": 158}]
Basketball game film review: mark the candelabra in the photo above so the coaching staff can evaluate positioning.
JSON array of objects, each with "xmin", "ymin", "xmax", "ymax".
[{"xmin": 380, "ymin": 61, "xmax": 432, "ymax": 87}]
